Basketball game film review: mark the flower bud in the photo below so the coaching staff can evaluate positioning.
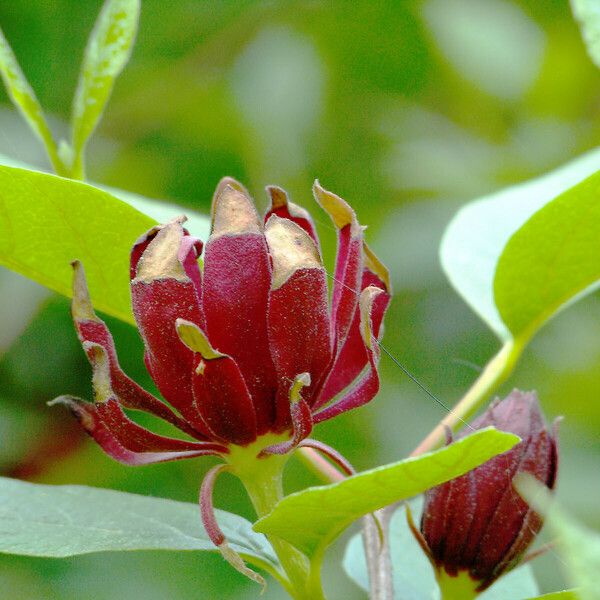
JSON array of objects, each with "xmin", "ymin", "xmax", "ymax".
[{"xmin": 420, "ymin": 390, "xmax": 559, "ymax": 594}]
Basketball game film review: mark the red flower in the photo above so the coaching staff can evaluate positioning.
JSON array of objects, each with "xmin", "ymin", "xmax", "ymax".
[
  {"xmin": 53, "ymin": 179, "xmax": 390, "ymax": 562},
  {"xmin": 418, "ymin": 390, "xmax": 559, "ymax": 593}
]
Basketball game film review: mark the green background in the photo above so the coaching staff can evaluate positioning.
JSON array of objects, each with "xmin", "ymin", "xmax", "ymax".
[{"xmin": 0, "ymin": 1, "xmax": 598, "ymax": 598}]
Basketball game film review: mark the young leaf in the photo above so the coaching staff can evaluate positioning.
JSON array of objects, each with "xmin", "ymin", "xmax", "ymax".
[
  {"xmin": 343, "ymin": 500, "xmax": 540, "ymax": 599},
  {"xmin": 0, "ymin": 28, "xmax": 63, "ymax": 174},
  {"xmin": 494, "ymin": 169, "xmax": 600, "ymax": 342},
  {"xmin": 440, "ymin": 147, "xmax": 600, "ymax": 342},
  {"xmin": 0, "ymin": 476, "xmax": 279, "ymax": 576},
  {"xmin": 571, "ymin": 0, "xmax": 600, "ymax": 69},
  {"xmin": 71, "ymin": 0, "xmax": 140, "ymax": 177},
  {"xmin": 254, "ymin": 428, "xmax": 518, "ymax": 559},
  {"xmin": 516, "ymin": 475, "xmax": 600, "ymax": 600}
]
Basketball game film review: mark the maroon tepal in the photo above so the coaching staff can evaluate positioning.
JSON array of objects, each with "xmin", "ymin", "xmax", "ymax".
[{"xmin": 419, "ymin": 390, "xmax": 559, "ymax": 592}]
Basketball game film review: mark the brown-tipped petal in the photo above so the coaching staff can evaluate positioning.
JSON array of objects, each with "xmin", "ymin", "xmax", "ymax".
[
  {"xmin": 265, "ymin": 216, "xmax": 332, "ymax": 422},
  {"xmin": 313, "ymin": 180, "xmax": 364, "ymax": 351},
  {"xmin": 70, "ymin": 262, "xmax": 202, "ymax": 438},
  {"xmin": 298, "ymin": 439, "xmax": 355, "ymax": 476},
  {"xmin": 312, "ymin": 286, "xmax": 383, "ymax": 423},
  {"xmin": 203, "ymin": 184, "xmax": 277, "ymax": 433},
  {"xmin": 264, "ymin": 185, "xmax": 320, "ymax": 249},
  {"xmin": 314, "ymin": 244, "xmax": 391, "ymax": 409},
  {"xmin": 261, "ymin": 373, "xmax": 313, "ymax": 455},
  {"xmin": 211, "ymin": 177, "xmax": 251, "ymax": 223},
  {"xmin": 131, "ymin": 221, "xmax": 208, "ymax": 433},
  {"xmin": 200, "ymin": 464, "xmax": 267, "ymax": 590},
  {"xmin": 177, "ymin": 320, "xmax": 258, "ymax": 446}
]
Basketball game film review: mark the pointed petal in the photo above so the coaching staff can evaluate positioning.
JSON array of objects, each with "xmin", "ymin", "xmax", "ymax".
[
  {"xmin": 298, "ymin": 439, "xmax": 355, "ymax": 476},
  {"xmin": 313, "ymin": 181, "xmax": 364, "ymax": 350},
  {"xmin": 264, "ymin": 185, "xmax": 320, "ymax": 249},
  {"xmin": 312, "ymin": 286, "xmax": 383, "ymax": 423},
  {"xmin": 131, "ymin": 220, "xmax": 207, "ymax": 432},
  {"xmin": 203, "ymin": 184, "xmax": 277, "ymax": 433},
  {"xmin": 261, "ymin": 373, "xmax": 313, "ymax": 455},
  {"xmin": 177, "ymin": 319, "xmax": 257, "ymax": 446},
  {"xmin": 200, "ymin": 464, "xmax": 266, "ymax": 589},
  {"xmin": 314, "ymin": 243, "xmax": 391, "ymax": 409},
  {"xmin": 71, "ymin": 261, "xmax": 203, "ymax": 439},
  {"xmin": 265, "ymin": 215, "xmax": 332, "ymax": 421}
]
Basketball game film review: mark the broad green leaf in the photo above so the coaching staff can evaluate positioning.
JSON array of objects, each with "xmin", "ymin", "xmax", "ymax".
[
  {"xmin": 516, "ymin": 475, "xmax": 600, "ymax": 600},
  {"xmin": 526, "ymin": 591, "xmax": 581, "ymax": 600},
  {"xmin": 0, "ymin": 164, "xmax": 153, "ymax": 324},
  {"xmin": 343, "ymin": 499, "xmax": 540, "ymax": 599},
  {"xmin": 440, "ymin": 147, "xmax": 600, "ymax": 341},
  {"xmin": 254, "ymin": 428, "xmax": 518, "ymax": 559},
  {"xmin": 494, "ymin": 169, "xmax": 600, "ymax": 342},
  {"xmin": 0, "ymin": 28, "xmax": 62, "ymax": 174},
  {"xmin": 0, "ymin": 476, "xmax": 278, "ymax": 575},
  {"xmin": 71, "ymin": 0, "xmax": 140, "ymax": 176},
  {"xmin": 571, "ymin": 0, "xmax": 600, "ymax": 69}
]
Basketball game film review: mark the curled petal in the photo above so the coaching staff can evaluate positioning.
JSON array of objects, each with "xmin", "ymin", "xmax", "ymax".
[
  {"xmin": 71, "ymin": 261, "xmax": 202, "ymax": 439},
  {"xmin": 261, "ymin": 373, "xmax": 313, "ymax": 456},
  {"xmin": 204, "ymin": 184, "xmax": 277, "ymax": 433},
  {"xmin": 177, "ymin": 319, "xmax": 257, "ymax": 446},
  {"xmin": 200, "ymin": 464, "xmax": 266, "ymax": 590},
  {"xmin": 264, "ymin": 185, "xmax": 320, "ymax": 249},
  {"xmin": 313, "ymin": 180, "xmax": 364, "ymax": 350},
  {"xmin": 265, "ymin": 215, "xmax": 332, "ymax": 421},
  {"xmin": 298, "ymin": 439, "xmax": 355, "ymax": 476},
  {"xmin": 131, "ymin": 220, "xmax": 208, "ymax": 434},
  {"xmin": 312, "ymin": 286, "xmax": 383, "ymax": 423}
]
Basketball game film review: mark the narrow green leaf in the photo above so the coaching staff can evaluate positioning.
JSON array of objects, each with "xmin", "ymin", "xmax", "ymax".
[
  {"xmin": 254, "ymin": 428, "xmax": 518, "ymax": 559},
  {"xmin": 71, "ymin": 0, "xmax": 140, "ymax": 176},
  {"xmin": 494, "ymin": 169, "xmax": 600, "ymax": 341},
  {"xmin": 343, "ymin": 500, "xmax": 540, "ymax": 599},
  {"xmin": 571, "ymin": 0, "xmax": 600, "ymax": 69},
  {"xmin": 0, "ymin": 476, "xmax": 279, "ymax": 574},
  {"xmin": 0, "ymin": 164, "xmax": 153, "ymax": 324},
  {"xmin": 440, "ymin": 148, "xmax": 600, "ymax": 341},
  {"xmin": 0, "ymin": 28, "xmax": 62, "ymax": 174},
  {"xmin": 526, "ymin": 591, "xmax": 581, "ymax": 600},
  {"xmin": 516, "ymin": 475, "xmax": 600, "ymax": 600}
]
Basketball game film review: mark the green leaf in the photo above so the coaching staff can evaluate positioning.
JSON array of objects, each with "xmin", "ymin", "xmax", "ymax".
[
  {"xmin": 0, "ymin": 163, "xmax": 210, "ymax": 325},
  {"xmin": 0, "ymin": 164, "xmax": 152, "ymax": 324},
  {"xmin": 71, "ymin": 0, "xmax": 140, "ymax": 177},
  {"xmin": 0, "ymin": 476, "xmax": 279, "ymax": 575},
  {"xmin": 571, "ymin": 0, "xmax": 600, "ymax": 69},
  {"xmin": 440, "ymin": 148, "xmax": 600, "ymax": 341},
  {"xmin": 516, "ymin": 475, "xmax": 600, "ymax": 600},
  {"xmin": 254, "ymin": 428, "xmax": 518, "ymax": 559},
  {"xmin": 0, "ymin": 28, "xmax": 63, "ymax": 174},
  {"xmin": 343, "ymin": 499, "xmax": 540, "ymax": 599},
  {"xmin": 526, "ymin": 591, "xmax": 581, "ymax": 600},
  {"xmin": 494, "ymin": 169, "xmax": 600, "ymax": 342}
]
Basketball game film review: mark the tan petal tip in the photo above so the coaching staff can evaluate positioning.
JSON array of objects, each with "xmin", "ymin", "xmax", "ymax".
[
  {"xmin": 265, "ymin": 215, "xmax": 322, "ymax": 290},
  {"xmin": 266, "ymin": 185, "xmax": 289, "ymax": 210},
  {"xmin": 218, "ymin": 541, "xmax": 267, "ymax": 591},
  {"xmin": 71, "ymin": 261, "xmax": 99, "ymax": 322},
  {"xmin": 312, "ymin": 179, "xmax": 359, "ymax": 233},
  {"xmin": 290, "ymin": 372, "xmax": 311, "ymax": 404},
  {"xmin": 212, "ymin": 182, "xmax": 261, "ymax": 237},
  {"xmin": 176, "ymin": 319, "xmax": 223, "ymax": 360},
  {"xmin": 82, "ymin": 341, "xmax": 112, "ymax": 403},
  {"xmin": 363, "ymin": 242, "xmax": 391, "ymax": 292},
  {"xmin": 359, "ymin": 286, "xmax": 384, "ymax": 349}
]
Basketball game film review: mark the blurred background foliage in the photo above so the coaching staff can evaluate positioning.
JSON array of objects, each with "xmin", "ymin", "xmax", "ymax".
[{"xmin": 0, "ymin": 1, "xmax": 598, "ymax": 598}]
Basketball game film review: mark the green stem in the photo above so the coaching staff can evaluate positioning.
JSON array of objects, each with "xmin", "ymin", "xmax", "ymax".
[
  {"xmin": 411, "ymin": 338, "xmax": 525, "ymax": 457},
  {"xmin": 231, "ymin": 449, "xmax": 326, "ymax": 600}
]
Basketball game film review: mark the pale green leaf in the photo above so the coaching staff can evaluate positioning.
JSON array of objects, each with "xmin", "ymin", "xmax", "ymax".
[
  {"xmin": 0, "ymin": 28, "xmax": 62, "ymax": 174},
  {"xmin": 526, "ymin": 591, "xmax": 581, "ymax": 600},
  {"xmin": 571, "ymin": 0, "xmax": 600, "ymax": 69},
  {"xmin": 254, "ymin": 428, "xmax": 518, "ymax": 559},
  {"xmin": 343, "ymin": 499, "xmax": 540, "ymax": 599},
  {"xmin": 0, "ymin": 476, "xmax": 278, "ymax": 575},
  {"xmin": 71, "ymin": 0, "xmax": 140, "ymax": 175},
  {"xmin": 440, "ymin": 147, "xmax": 600, "ymax": 341},
  {"xmin": 516, "ymin": 475, "xmax": 600, "ymax": 600},
  {"xmin": 494, "ymin": 169, "xmax": 600, "ymax": 341}
]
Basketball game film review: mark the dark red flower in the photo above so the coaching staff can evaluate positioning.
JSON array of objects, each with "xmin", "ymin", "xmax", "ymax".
[
  {"xmin": 418, "ymin": 390, "xmax": 559, "ymax": 593},
  {"xmin": 53, "ymin": 178, "xmax": 390, "ymax": 474}
]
